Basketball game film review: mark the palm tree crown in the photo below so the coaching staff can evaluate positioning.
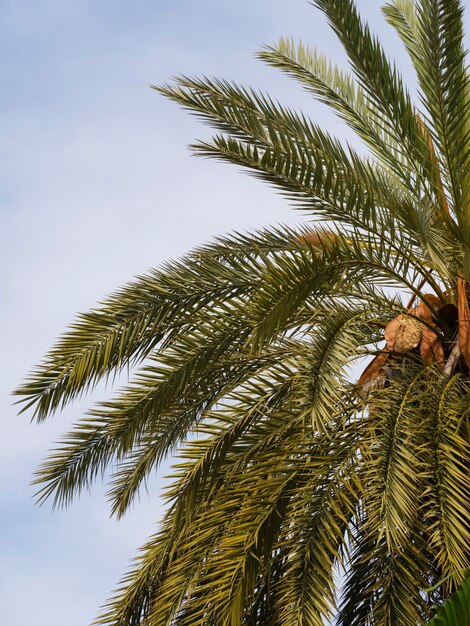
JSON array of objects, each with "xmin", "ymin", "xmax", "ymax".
[{"xmin": 15, "ymin": 1, "xmax": 470, "ymax": 624}]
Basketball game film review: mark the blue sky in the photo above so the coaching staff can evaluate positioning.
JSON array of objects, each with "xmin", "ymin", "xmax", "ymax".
[{"xmin": 1, "ymin": 2, "xmax": 468, "ymax": 625}]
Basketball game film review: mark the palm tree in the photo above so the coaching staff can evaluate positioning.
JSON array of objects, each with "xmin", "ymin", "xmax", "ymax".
[{"xmin": 15, "ymin": 0, "xmax": 470, "ymax": 624}]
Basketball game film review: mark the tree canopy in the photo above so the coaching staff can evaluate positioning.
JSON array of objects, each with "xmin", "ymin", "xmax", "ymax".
[{"xmin": 15, "ymin": 1, "xmax": 470, "ymax": 624}]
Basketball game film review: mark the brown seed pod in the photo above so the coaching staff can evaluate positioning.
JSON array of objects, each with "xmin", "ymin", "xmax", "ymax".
[
  {"xmin": 394, "ymin": 314, "xmax": 423, "ymax": 353},
  {"xmin": 384, "ymin": 317, "xmax": 398, "ymax": 351}
]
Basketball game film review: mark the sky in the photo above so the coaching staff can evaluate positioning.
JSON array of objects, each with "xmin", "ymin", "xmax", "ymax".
[{"xmin": 1, "ymin": 2, "xmax": 468, "ymax": 625}]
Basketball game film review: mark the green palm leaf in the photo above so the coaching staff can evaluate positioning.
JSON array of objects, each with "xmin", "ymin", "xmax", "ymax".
[{"xmin": 427, "ymin": 572, "xmax": 470, "ymax": 625}]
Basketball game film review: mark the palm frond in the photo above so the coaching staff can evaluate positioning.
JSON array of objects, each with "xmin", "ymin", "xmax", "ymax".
[
  {"xmin": 409, "ymin": 2, "xmax": 469, "ymax": 225},
  {"xmin": 311, "ymin": 0, "xmax": 424, "ymax": 172},
  {"xmin": 425, "ymin": 374, "xmax": 470, "ymax": 584},
  {"xmin": 275, "ymin": 421, "xmax": 362, "ymax": 626},
  {"xmin": 339, "ymin": 369, "xmax": 433, "ymax": 625},
  {"xmin": 385, "ymin": 1, "xmax": 470, "ymax": 251},
  {"xmin": 258, "ymin": 38, "xmax": 411, "ymax": 179},
  {"xmin": 159, "ymin": 75, "xmax": 436, "ymax": 243},
  {"xmin": 14, "ymin": 226, "xmax": 305, "ymax": 420}
]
